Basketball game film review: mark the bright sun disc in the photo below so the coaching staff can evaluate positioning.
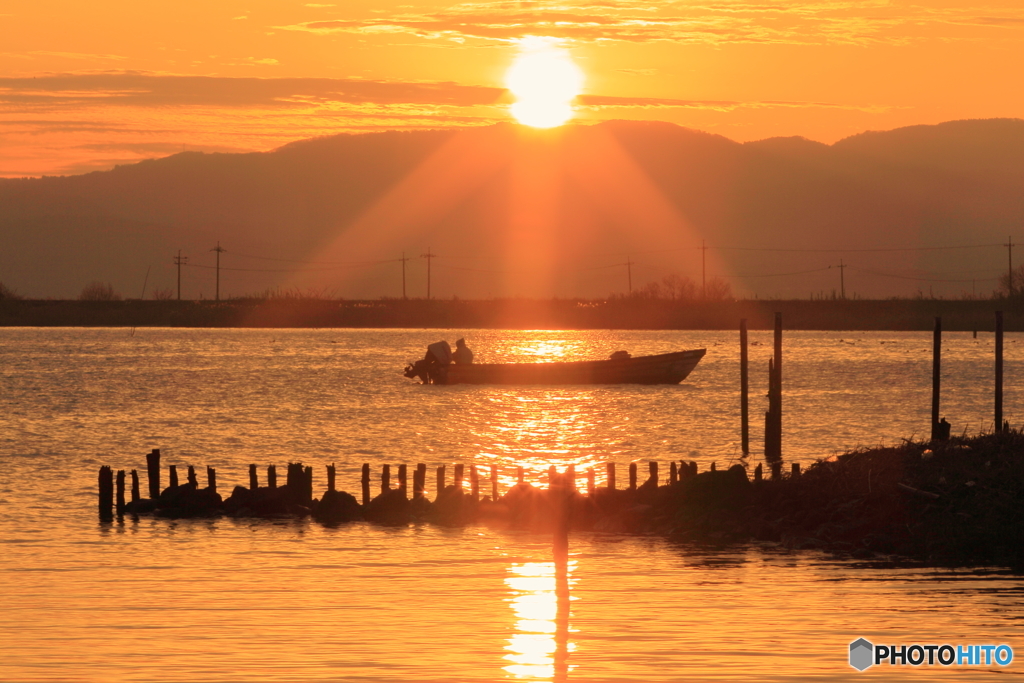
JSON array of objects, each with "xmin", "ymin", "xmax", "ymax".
[{"xmin": 506, "ymin": 40, "xmax": 584, "ymax": 128}]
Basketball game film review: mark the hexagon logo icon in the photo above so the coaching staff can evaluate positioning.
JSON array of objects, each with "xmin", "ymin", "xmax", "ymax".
[{"xmin": 849, "ymin": 638, "xmax": 874, "ymax": 671}]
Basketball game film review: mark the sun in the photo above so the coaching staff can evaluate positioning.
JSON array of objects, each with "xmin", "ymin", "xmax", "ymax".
[{"xmin": 506, "ymin": 38, "xmax": 584, "ymax": 128}]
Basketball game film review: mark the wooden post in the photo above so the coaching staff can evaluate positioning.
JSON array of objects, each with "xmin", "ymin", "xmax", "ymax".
[
  {"xmin": 791, "ymin": 462, "xmax": 800, "ymax": 477},
  {"xmin": 454, "ymin": 463, "xmax": 464, "ymax": 489},
  {"xmin": 648, "ymin": 461, "xmax": 658, "ymax": 487},
  {"xmin": 187, "ymin": 465, "xmax": 197, "ymax": 487},
  {"xmin": 470, "ymin": 465, "xmax": 479, "ymax": 501},
  {"xmin": 710, "ymin": 462, "xmax": 716, "ymax": 472},
  {"xmin": 398, "ymin": 464, "xmax": 407, "ymax": 495},
  {"xmin": 996, "ymin": 310, "xmax": 1004, "ymax": 431},
  {"xmin": 168, "ymin": 464, "xmax": 178, "ymax": 488},
  {"xmin": 517, "ymin": 466, "xmax": 525, "ymax": 484},
  {"xmin": 303, "ymin": 466, "xmax": 313, "ymax": 505},
  {"xmin": 98, "ymin": 466, "xmax": 113, "ymax": 519},
  {"xmin": 327, "ymin": 464, "xmax": 336, "ymax": 492},
  {"xmin": 115, "ymin": 469, "xmax": 126, "ymax": 515},
  {"xmin": 771, "ymin": 461, "xmax": 781, "ymax": 480},
  {"xmin": 207, "ymin": 466, "xmax": 217, "ymax": 494},
  {"xmin": 381, "ymin": 464, "xmax": 390, "ymax": 494},
  {"xmin": 249, "ymin": 464, "xmax": 258, "ymax": 491},
  {"xmin": 628, "ymin": 463, "xmax": 637, "ymax": 491},
  {"xmin": 491, "ymin": 465, "xmax": 498, "ymax": 501},
  {"xmin": 606, "ymin": 462, "xmax": 616, "ymax": 489},
  {"xmin": 932, "ymin": 316, "xmax": 942, "ymax": 440},
  {"xmin": 740, "ymin": 318, "xmax": 749, "ymax": 455},
  {"xmin": 414, "ymin": 464, "xmax": 425, "ymax": 499},
  {"xmin": 436, "ymin": 465, "xmax": 446, "ymax": 497},
  {"xmin": 130, "ymin": 469, "xmax": 140, "ymax": 502},
  {"xmin": 754, "ymin": 463, "xmax": 762, "ymax": 483},
  {"xmin": 361, "ymin": 463, "xmax": 370, "ymax": 505},
  {"xmin": 669, "ymin": 461, "xmax": 677, "ymax": 484},
  {"xmin": 267, "ymin": 464, "xmax": 277, "ymax": 489},
  {"xmin": 587, "ymin": 468, "xmax": 595, "ymax": 497},
  {"xmin": 145, "ymin": 448, "xmax": 161, "ymax": 500}
]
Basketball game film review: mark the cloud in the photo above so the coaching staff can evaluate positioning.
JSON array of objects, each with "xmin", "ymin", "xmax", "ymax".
[
  {"xmin": 28, "ymin": 51, "xmax": 127, "ymax": 61},
  {"xmin": 275, "ymin": 0, "xmax": 1024, "ymax": 46},
  {"xmin": 578, "ymin": 94, "xmax": 894, "ymax": 112}
]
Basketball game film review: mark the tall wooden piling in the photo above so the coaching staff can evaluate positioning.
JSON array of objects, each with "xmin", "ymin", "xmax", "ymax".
[
  {"xmin": 607, "ymin": 462, "xmax": 616, "ymax": 489},
  {"xmin": 996, "ymin": 311, "xmax": 1004, "ymax": 431},
  {"xmin": 740, "ymin": 318, "xmax": 749, "ymax": 455},
  {"xmin": 207, "ymin": 467, "xmax": 217, "ymax": 494},
  {"xmin": 327, "ymin": 464, "xmax": 336, "ymax": 492},
  {"xmin": 381, "ymin": 464, "xmax": 391, "ymax": 494},
  {"xmin": 249, "ymin": 464, "xmax": 258, "ymax": 491},
  {"xmin": 145, "ymin": 449, "xmax": 161, "ymax": 500},
  {"xmin": 267, "ymin": 464, "xmax": 277, "ymax": 489},
  {"xmin": 648, "ymin": 461, "xmax": 658, "ymax": 487},
  {"xmin": 764, "ymin": 313, "xmax": 783, "ymax": 462},
  {"xmin": 454, "ymin": 464, "xmax": 464, "ymax": 489},
  {"xmin": 187, "ymin": 465, "xmax": 197, "ymax": 487},
  {"xmin": 628, "ymin": 463, "xmax": 637, "ymax": 491},
  {"xmin": 670, "ymin": 461, "xmax": 678, "ymax": 484},
  {"xmin": 491, "ymin": 465, "xmax": 498, "ymax": 501},
  {"xmin": 771, "ymin": 461, "xmax": 781, "ymax": 480},
  {"xmin": 587, "ymin": 468, "xmax": 595, "ymax": 497},
  {"xmin": 169, "ymin": 464, "xmax": 178, "ymax": 488},
  {"xmin": 436, "ymin": 465, "xmax": 446, "ymax": 497},
  {"xmin": 98, "ymin": 466, "xmax": 113, "ymax": 519},
  {"xmin": 470, "ymin": 465, "xmax": 479, "ymax": 501},
  {"xmin": 398, "ymin": 464, "xmax": 407, "ymax": 495},
  {"xmin": 303, "ymin": 466, "xmax": 313, "ymax": 505},
  {"xmin": 931, "ymin": 316, "xmax": 942, "ymax": 440},
  {"xmin": 130, "ymin": 469, "xmax": 140, "ymax": 502},
  {"xmin": 115, "ymin": 470, "xmax": 126, "ymax": 515},
  {"xmin": 361, "ymin": 463, "xmax": 370, "ymax": 506},
  {"xmin": 414, "ymin": 464, "xmax": 426, "ymax": 499}
]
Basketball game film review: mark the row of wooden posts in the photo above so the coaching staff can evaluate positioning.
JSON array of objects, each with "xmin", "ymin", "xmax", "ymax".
[
  {"xmin": 737, "ymin": 311, "xmax": 1010, "ymax": 460},
  {"xmin": 98, "ymin": 450, "xmax": 802, "ymax": 518}
]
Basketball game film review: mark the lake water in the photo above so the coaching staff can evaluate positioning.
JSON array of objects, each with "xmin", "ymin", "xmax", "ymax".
[{"xmin": 1, "ymin": 327, "xmax": 1022, "ymax": 681}]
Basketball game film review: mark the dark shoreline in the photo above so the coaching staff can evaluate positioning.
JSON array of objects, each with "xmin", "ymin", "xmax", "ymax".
[{"xmin": 4, "ymin": 297, "xmax": 1024, "ymax": 330}]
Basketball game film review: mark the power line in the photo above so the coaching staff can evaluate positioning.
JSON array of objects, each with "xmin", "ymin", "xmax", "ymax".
[
  {"xmin": 173, "ymin": 250, "xmax": 188, "ymax": 300},
  {"xmin": 210, "ymin": 242, "xmax": 226, "ymax": 301},
  {"xmin": 421, "ymin": 247, "xmax": 437, "ymax": 299}
]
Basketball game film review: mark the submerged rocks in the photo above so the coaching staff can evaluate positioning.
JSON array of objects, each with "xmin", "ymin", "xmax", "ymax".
[{"xmin": 313, "ymin": 489, "xmax": 363, "ymax": 524}]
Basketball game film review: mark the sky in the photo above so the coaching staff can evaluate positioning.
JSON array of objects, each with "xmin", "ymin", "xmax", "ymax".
[{"xmin": 2, "ymin": 0, "xmax": 1023, "ymax": 178}]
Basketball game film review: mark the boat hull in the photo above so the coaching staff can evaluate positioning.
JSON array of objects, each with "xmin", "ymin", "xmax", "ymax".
[{"xmin": 442, "ymin": 349, "xmax": 706, "ymax": 385}]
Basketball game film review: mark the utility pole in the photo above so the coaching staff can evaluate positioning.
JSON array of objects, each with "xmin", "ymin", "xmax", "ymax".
[
  {"xmin": 626, "ymin": 255, "xmax": 633, "ymax": 295},
  {"xmin": 701, "ymin": 239, "xmax": 707, "ymax": 299},
  {"xmin": 421, "ymin": 247, "xmax": 437, "ymax": 299},
  {"xmin": 399, "ymin": 252, "xmax": 411, "ymax": 300},
  {"xmin": 833, "ymin": 259, "xmax": 847, "ymax": 299},
  {"xmin": 173, "ymin": 250, "xmax": 188, "ymax": 300},
  {"xmin": 211, "ymin": 241, "xmax": 226, "ymax": 301},
  {"xmin": 1006, "ymin": 236, "xmax": 1015, "ymax": 296}
]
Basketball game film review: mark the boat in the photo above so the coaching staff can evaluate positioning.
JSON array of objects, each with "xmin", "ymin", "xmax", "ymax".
[{"xmin": 403, "ymin": 349, "xmax": 706, "ymax": 385}]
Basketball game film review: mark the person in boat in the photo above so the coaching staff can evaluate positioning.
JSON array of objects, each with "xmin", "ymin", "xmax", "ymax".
[{"xmin": 453, "ymin": 337, "xmax": 474, "ymax": 364}]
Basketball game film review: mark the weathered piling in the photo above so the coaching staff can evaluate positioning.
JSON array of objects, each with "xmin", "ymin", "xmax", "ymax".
[
  {"xmin": 249, "ymin": 464, "xmax": 258, "ymax": 491},
  {"xmin": 740, "ymin": 318, "xmax": 749, "ymax": 455},
  {"xmin": 764, "ymin": 313, "xmax": 783, "ymax": 462},
  {"xmin": 710, "ymin": 462, "xmax": 717, "ymax": 472},
  {"xmin": 996, "ymin": 310, "xmax": 1004, "ymax": 431},
  {"xmin": 607, "ymin": 462, "xmax": 616, "ymax": 490},
  {"xmin": 169, "ymin": 464, "xmax": 179, "ymax": 488},
  {"xmin": 454, "ymin": 463, "xmax": 464, "ymax": 489},
  {"xmin": 551, "ymin": 469, "xmax": 570, "ymax": 565},
  {"xmin": 115, "ymin": 469, "xmax": 126, "ymax": 515},
  {"xmin": 362, "ymin": 463, "xmax": 371, "ymax": 506},
  {"xmin": 187, "ymin": 465, "xmax": 197, "ymax": 487},
  {"xmin": 648, "ymin": 461, "xmax": 658, "ymax": 487},
  {"xmin": 207, "ymin": 467, "xmax": 217, "ymax": 494},
  {"xmin": 517, "ymin": 466, "xmax": 525, "ymax": 484},
  {"xmin": 754, "ymin": 463, "xmax": 763, "ymax": 483},
  {"xmin": 629, "ymin": 463, "xmax": 637, "ymax": 491},
  {"xmin": 398, "ymin": 464, "xmax": 407, "ymax": 495},
  {"xmin": 436, "ymin": 465, "xmax": 445, "ymax": 498},
  {"xmin": 791, "ymin": 462, "xmax": 800, "ymax": 477},
  {"xmin": 303, "ymin": 466, "xmax": 313, "ymax": 505},
  {"xmin": 130, "ymin": 469, "xmax": 140, "ymax": 503},
  {"xmin": 145, "ymin": 449, "xmax": 161, "ymax": 500},
  {"xmin": 327, "ymin": 464, "xmax": 336, "ymax": 492},
  {"xmin": 381, "ymin": 464, "xmax": 391, "ymax": 494},
  {"xmin": 414, "ymin": 464, "xmax": 425, "ymax": 499},
  {"xmin": 931, "ymin": 316, "xmax": 942, "ymax": 441},
  {"xmin": 771, "ymin": 461, "xmax": 781, "ymax": 480},
  {"xmin": 267, "ymin": 464, "xmax": 277, "ymax": 489},
  {"xmin": 470, "ymin": 465, "xmax": 479, "ymax": 501},
  {"xmin": 98, "ymin": 466, "xmax": 113, "ymax": 519},
  {"xmin": 587, "ymin": 468, "xmax": 595, "ymax": 496},
  {"xmin": 491, "ymin": 465, "xmax": 498, "ymax": 501},
  {"xmin": 670, "ymin": 461, "xmax": 677, "ymax": 484}
]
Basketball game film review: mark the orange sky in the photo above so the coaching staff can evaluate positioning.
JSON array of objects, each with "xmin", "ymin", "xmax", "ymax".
[{"xmin": 1, "ymin": 0, "xmax": 1023, "ymax": 177}]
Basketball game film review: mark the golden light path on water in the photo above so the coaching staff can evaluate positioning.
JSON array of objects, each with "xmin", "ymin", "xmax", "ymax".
[{"xmin": 504, "ymin": 561, "xmax": 576, "ymax": 681}]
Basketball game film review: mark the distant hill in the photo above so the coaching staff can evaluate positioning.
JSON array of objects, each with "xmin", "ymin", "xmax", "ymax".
[{"xmin": 2, "ymin": 118, "xmax": 1023, "ymax": 300}]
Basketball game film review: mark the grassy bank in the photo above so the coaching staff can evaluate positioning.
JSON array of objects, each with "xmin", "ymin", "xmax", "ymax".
[{"xmin": 3, "ymin": 297, "xmax": 1024, "ymax": 330}]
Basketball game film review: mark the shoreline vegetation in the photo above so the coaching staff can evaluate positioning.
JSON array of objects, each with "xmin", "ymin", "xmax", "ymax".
[
  {"xmin": 4, "ymin": 297, "xmax": 1024, "ymax": 330},
  {"xmin": 105, "ymin": 430, "xmax": 1024, "ymax": 569}
]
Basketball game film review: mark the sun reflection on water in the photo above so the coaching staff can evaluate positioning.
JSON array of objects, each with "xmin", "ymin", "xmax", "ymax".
[{"xmin": 504, "ymin": 561, "xmax": 576, "ymax": 681}]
